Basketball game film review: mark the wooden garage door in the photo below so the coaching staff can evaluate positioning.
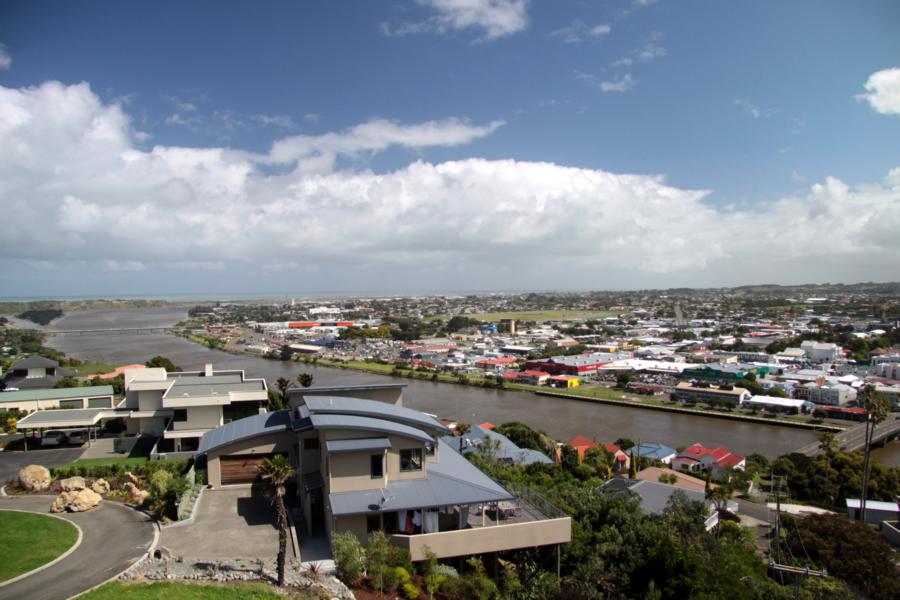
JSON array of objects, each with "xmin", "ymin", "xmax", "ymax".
[{"xmin": 220, "ymin": 455, "xmax": 268, "ymax": 485}]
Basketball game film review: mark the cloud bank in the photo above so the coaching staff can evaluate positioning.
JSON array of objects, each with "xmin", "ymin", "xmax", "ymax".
[
  {"xmin": 384, "ymin": 0, "xmax": 529, "ymax": 41},
  {"xmin": 1, "ymin": 81, "xmax": 899, "ymax": 294}
]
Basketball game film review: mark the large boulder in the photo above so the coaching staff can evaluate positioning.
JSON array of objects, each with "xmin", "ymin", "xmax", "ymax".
[
  {"xmin": 51, "ymin": 488, "xmax": 102, "ymax": 513},
  {"xmin": 91, "ymin": 478, "xmax": 110, "ymax": 495},
  {"xmin": 123, "ymin": 482, "xmax": 149, "ymax": 506},
  {"xmin": 59, "ymin": 476, "xmax": 86, "ymax": 491},
  {"xmin": 18, "ymin": 465, "xmax": 51, "ymax": 492},
  {"xmin": 123, "ymin": 471, "xmax": 141, "ymax": 485}
]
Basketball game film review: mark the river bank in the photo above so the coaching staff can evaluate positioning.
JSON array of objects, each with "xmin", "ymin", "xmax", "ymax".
[{"xmin": 37, "ymin": 306, "xmax": 885, "ymax": 461}]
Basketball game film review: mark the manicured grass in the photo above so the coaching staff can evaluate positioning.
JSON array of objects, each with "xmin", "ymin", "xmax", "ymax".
[
  {"xmin": 425, "ymin": 310, "xmax": 623, "ymax": 322},
  {"xmin": 72, "ymin": 363, "xmax": 119, "ymax": 375},
  {"xmin": 0, "ymin": 510, "xmax": 79, "ymax": 582},
  {"xmin": 81, "ymin": 581, "xmax": 299, "ymax": 599}
]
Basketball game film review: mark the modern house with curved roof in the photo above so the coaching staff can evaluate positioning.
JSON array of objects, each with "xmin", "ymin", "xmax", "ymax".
[{"xmin": 198, "ymin": 386, "xmax": 571, "ymax": 560}]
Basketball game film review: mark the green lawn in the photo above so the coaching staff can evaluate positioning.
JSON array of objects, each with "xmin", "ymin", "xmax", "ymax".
[
  {"xmin": 425, "ymin": 310, "xmax": 623, "ymax": 322},
  {"xmin": 0, "ymin": 510, "xmax": 79, "ymax": 582},
  {"xmin": 82, "ymin": 581, "xmax": 306, "ymax": 599},
  {"xmin": 72, "ymin": 363, "xmax": 120, "ymax": 375}
]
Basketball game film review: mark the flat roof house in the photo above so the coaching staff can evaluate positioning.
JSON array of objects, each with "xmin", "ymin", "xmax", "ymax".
[
  {"xmin": 198, "ymin": 389, "xmax": 571, "ymax": 561},
  {"xmin": 122, "ymin": 364, "xmax": 268, "ymax": 454}
]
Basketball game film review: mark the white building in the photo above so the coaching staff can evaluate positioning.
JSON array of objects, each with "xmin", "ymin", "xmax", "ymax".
[
  {"xmin": 123, "ymin": 364, "xmax": 268, "ymax": 453},
  {"xmin": 800, "ymin": 341, "xmax": 842, "ymax": 363},
  {"xmin": 805, "ymin": 382, "xmax": 857, "ymax": 406}
]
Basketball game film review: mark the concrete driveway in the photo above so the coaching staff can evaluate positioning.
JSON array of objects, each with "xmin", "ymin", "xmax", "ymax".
[
  {"xmin": 160, "ymin": 487, "xmax": 284, "ymax": 559},
  {"xmin": 0, "ymin": 495, "xmax": 155, "ymax": 600},
  {"xmin": 0, "ymin": 446, "xmax": 85, "ymax": 486}
]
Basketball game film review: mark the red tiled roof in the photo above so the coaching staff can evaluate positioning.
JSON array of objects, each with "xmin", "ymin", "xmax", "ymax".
[
  {"xmin": 603, "ymin": 443, "xmax": 621, "ymax": 454},
  {"xmin": 479, "ymin": 422, "xmax": 496, "ymax": 430},
  {"xmin": 568, "ymin": 435, "xmax": 598, "ymax": 449}
]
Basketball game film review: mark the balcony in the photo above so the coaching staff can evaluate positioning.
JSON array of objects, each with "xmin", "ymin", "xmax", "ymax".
[{"xmin": 389, "ymin": 481, "xmax": 571, "ymax": 560}]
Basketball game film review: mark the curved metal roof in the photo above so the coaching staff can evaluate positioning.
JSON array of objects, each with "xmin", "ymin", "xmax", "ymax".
[
  {"xmin": 309, "ymin": 413, "xmax": 434, "ymax": 444},
  {"xmin": 197, "ymin": 410, "xmax": 293, "ymax": 455},
  {"xmin": 303, "ymin": 396, "xmax": 449, "ymax": 433}
]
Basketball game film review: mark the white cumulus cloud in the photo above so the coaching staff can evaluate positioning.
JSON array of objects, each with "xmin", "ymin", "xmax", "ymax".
[
  {"xmin": 858, "ymin": 67, "xmax": 900, "ymax": 115},
  {"xmin": 1, "ymin": 80, "xmax": 899, "ymax": 293},
  {"xmin": 384, "ymin": 0, "xmax": 528, "ymax": 41}
]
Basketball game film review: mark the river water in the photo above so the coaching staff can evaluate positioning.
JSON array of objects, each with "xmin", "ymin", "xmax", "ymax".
[{"xmin": 41, "ymin": 307, "xmax": 899, "ymax": 465}]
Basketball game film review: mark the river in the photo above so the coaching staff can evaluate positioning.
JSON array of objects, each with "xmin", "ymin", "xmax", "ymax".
[{"xmin": 41, "ymin": 307, "xmax": 899, "ymax": 465}]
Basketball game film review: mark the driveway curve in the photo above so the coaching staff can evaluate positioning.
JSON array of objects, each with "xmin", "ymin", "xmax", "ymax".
[{"xmin": 0, "ymin": 495, "xmax": 155, "ymax": 600}]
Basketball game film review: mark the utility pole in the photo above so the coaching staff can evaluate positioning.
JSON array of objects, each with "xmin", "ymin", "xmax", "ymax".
[{"xmin": 769, "ymin": 474, "xmax": 828, "ymax": 600}]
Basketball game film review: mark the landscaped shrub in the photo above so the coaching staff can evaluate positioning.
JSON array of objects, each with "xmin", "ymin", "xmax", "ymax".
[
  {"xmin": 462, "ymin": 557, "xmax": 499, "ymax": 600},
  {"xmin": 332, "ymin": 531, "xmax": 365, "ymax": 582},
  {"xmin": 50, "ymin": 459, "xmax": 188, "ymax": 481}
]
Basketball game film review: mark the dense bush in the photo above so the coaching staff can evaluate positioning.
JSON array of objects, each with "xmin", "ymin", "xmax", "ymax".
[
  {"xmin": 50, "ymin": 459, "xmax": 189, "ymax": 481},
  {"xmin": 332, "ymin": 531, "xmax": 365, "ymax": 582}
]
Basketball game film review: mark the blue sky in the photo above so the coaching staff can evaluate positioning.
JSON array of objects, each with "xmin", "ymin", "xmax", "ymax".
[{"xmin": 0, "ymin": 1, "xmax": 899, "ymax": 297}]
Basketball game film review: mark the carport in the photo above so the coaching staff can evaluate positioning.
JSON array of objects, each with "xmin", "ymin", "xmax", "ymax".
[{"xmin": 15, "ymin": 408, "xmax": 122, "ymax": 450}]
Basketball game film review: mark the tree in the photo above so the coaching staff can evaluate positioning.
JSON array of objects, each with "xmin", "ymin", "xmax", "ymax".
[
  {"xmin": 615, "ymin": 371, "xmax": 633, "ymax": 389},
  {"xmin": 615, "ymin": 437, "xmax": 635, "ymax": 451},
  {"xmin": 456, "ymin": 422, "xmax": 471, "ymax": 452},
  {"xmin": 858, "ymin": 385, "xmax": 891, "ymax": 522},
  {"xmin": 54, "ymin": 376, "xmax": 83, "ymax": 388},
  {"xmin": 275, "ymin": 377, "xmax": 290, "ymax": 399},
  {"xmin": 258, "ymin": 454, "xmax": 295, "ymax": 586},
  {"xmin": 819, "ymin": 431, "xmax": 837, "ymax": 455},
  {"xmin": 297, "ymin": 372, "xmax": 314, "ymax": 388},
  {"xmin": 706, "ymin": 483, "xmax": 732, "ymax": 512},
  {"xmin": 279, "ymin": 344, "xmax": 293, "ymax": 361},
  {"xmin": 145, "ymin": 356, "xmax": 181, "ymax": 372}
]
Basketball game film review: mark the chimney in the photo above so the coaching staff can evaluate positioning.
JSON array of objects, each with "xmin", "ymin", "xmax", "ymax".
[{"xmin": 204, "ymin": 364, "xmax": 214, "ymax": 377}]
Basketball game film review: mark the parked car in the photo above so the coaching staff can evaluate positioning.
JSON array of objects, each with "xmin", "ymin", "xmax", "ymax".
[
  {"xmin": 41, "ymin": 430, "xmax": 68, "ymax": 446},
  {"xmin": 66, "ymin": 430, "xmax": 87, "ymax": 445}
]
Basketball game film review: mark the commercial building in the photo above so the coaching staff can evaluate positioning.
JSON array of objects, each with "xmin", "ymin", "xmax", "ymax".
[
  {"xmin": 198, "ymin": 388, "xmax": 570, "ymax": 560},
  {"xmin": 804, "ymin": 382, "xmax": 857, "ymax": 406},
  {"xmin": 800, "ymin": 341, "xmax": 842, "ymax": 363},
  {"xmin": 741, "ymin": 395, "xmax": 815, "ymax": 414},
  {"xmin": 674, "ymin": 382, "xmax": 751, "ymax": 406}
]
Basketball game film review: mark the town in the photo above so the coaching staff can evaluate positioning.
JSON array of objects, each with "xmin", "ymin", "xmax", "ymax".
[{"xmin": 1, "ymin": 284, "xmax": 898, "ymax": 600}]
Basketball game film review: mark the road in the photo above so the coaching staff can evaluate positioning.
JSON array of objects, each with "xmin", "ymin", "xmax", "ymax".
[
  {"xmin": 0, "ymin": 445, "xmax": 85, "ymax": 486},
  {"xmin": 0, "ymin": 495, "xmax": 155, "ymax": 600}
]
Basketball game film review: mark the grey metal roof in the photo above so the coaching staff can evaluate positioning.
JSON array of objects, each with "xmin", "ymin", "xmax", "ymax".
[
  {"xmin": 167, "ymin": 373, "xmax": 245, "ymax": 385},
  {"xmin": 309, "ymin": 414, "xmax": 434, "ymax": 444},
  {"xmin": 16, "ymin": 408, "xmax": 117, "ymax": 428},
  {"xmin": 329, "ymin": 438, "xmax": 512, "ymax": 516},
  {"xmin": 10, "ymin": 356, "xmax": 59, "ymax": 369},
  {"xmin": 304, "ymin": 396, "xmax": 449, "ymax": 433},
  {"xmin": 166, "ymin": 380, "xmax": 266, "ymax": 398},
  {"xmin": 442, "ymin": 425, "xmax": 552, "ymax": 465},
  {"xmin": 288, "ymin": 383, "xmax": 407, "ymax": 394},
  {"xmin": 198, "ymin": 410, "xmax": 293, "ymax": 454},
  {"xmin": 602, "ymin": 479, "xmax": 708, "ymax": 516},
  {"xmin": 0, "ymin": 386, "xmax": 115, "ymax": 403},
  {"xmin": 325, "ymin": 437, "xmax": 392, "ymax": 454}
]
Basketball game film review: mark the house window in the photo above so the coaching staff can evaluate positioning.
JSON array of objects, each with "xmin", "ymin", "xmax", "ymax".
[
  {"xmin": 173, "ymin": 409, "xmax": 188, "ymax": 422},
  {"xmin": 399, "ymin": 448, "xmax": 423, "ymax": 472},
  {"xmin": 425, "ymin": 442, "xmax": 435, "ymax": 456},
  {"xmin": 303, "ymin": 437, "xmax": 319, "ymax": 450},
  {"xmin": 370, "ymin": 454, "xmax": 384, "ymax": 478},
  {"xmin": 59, "ymin": 400, "xmax": 82, "ymax": 409}
]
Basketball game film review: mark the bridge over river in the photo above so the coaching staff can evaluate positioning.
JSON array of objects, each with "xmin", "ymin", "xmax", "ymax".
[
  {"xmin": 48, "ymin": 326, "xmax": 172, "ymax": 336},
  {"xmin": 794, "ymin": 418, "xmax": 900, "ymax": 456}
]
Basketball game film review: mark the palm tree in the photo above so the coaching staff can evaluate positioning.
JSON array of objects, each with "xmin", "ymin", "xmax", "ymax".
[
  {"xmin": 859, "ymin": 386, "xmax": 890, "ymax": 523},
  {"xmin": 275, "ymin": 377, "xmax": 290, "ymax": 404},
  {"xmin": 297, "ymin": 372, "xmax": 314, "ymax": 388},
  {"xmin": 706, "ymin": 483, "xmax": 732, "ymax": 513},
  {"xmin": 258, "ymin": 454, "xmax": 295, "ymax": 586}
]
